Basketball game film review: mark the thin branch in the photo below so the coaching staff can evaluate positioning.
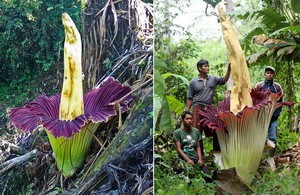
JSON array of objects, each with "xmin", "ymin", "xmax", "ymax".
[{"xmin": 0, "ymin": 149, "xmax": 37, "ymax": 176}]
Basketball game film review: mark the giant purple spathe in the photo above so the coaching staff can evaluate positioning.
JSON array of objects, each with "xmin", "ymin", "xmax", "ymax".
[{"xmin": 8, "ymin": 76, "xmax": 131, "ymax": 138}]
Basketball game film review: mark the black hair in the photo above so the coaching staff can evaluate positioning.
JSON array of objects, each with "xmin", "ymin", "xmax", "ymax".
[
  {"xmin": 181, "ymin": 110, "xmax": 193, "ymax": 120},
  {"xmin": 197, "ymin": 59, "xmax": 209, "ymax": 69}
]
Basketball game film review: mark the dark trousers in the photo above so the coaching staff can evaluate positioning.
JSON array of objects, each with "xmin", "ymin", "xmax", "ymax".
[
  {"xmin": 189, "ymin": 159, "xmax": 209, "ymax": 174},
  {"xmin": 192, "ymin": 105, "xmax": 220, "ymax": 155},
  {"xmin": 190, "ymin": 159, "xmax": 212, "ymax": 182}
]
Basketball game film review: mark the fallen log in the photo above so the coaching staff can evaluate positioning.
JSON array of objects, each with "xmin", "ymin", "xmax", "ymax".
[
  {"xmin": 274, "ymin": 139, "xmax": 300, "ymax": 167},
  {"xmin": 78, "ymin": 87, "xmax": 152, "ymax": 194},
  {"xmin": 0, "ymin": 149, "xmax": 37, "ymax": 176},
  {"xmin": 0, "ymin": 139, "xmax": 27, "ymax": 155},
  {"xmin": 0, "ymin": 139, "xmax": 28, "ymax": 163},
  {"xmin": 74, "ymin": 137, "xmax": 152, "ymax": 194}
]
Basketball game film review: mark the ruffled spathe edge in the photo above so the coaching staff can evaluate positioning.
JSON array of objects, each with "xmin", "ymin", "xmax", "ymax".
[
  {"xmin": 199, "ymin": 87, "xmax": 293, "ymax": 132},
  {"xmin": 8, "ymin": 77, "xmax": 131, "ymax": 138}
]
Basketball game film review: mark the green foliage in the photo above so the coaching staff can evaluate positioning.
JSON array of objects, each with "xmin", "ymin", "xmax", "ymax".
[
  {"xmin": 252, "ymin": 164, "xmax": 300, "ymax": 194},
  {"xmin": 154, "ymin": 149, "xmax": 218, "ymax": 194},
  {"xmin": 0, "ymin": 0, "xmax": 81, "ymax": 133},
  {"xmin": 239, "ymin": 0, "xmax": 300, "ymax": 63},
  {"xmin": 166, "ymin": 95, "xmax": 185, "ymax": 116},
  {"xmin": 154, "ymin": 0, "xmax": 191, "ymax": 46},
  {"xmin": 154, "ymin": 57, "xmax": 172, "ymax": 134},
  {"xmin": 156, "ymin": 37, "xmax": 201, "ymax": 105},
  {"xmin": 0, "ymin": 163, "xmax": 32, "ymax": 193},
  {"xmin": 256, "ymin": 8, "xmax": 289, "ymax": 30},
  {"xmin": 238, "ymin": 8, "xmax": 288, "ymax": 46},
  {"xmin": 103, "ymin": 58, "xmax": 113, "ymax": 69},
  {"xmin": 276, "ymin": 110, "xmax": 299, "ymax": 153},
  {"xmin": 0, "ymin": 72, "xmax": 58, "ymax": 134},
  {"xmin": 154, "ymin": 37, "xmax": 204, "ymax": 134},
  {"xmin": 270, "ymin": 26, "xmax": 300, "ymax": 37},
  {"xmin": 291, "ymin": 0, "xmax": 300, "ymax": 13},
  {"xmin": 162, "ymin": 72, "xmax": 189, "ymax": 86},
  {"xmin": 0, "ymin": 0, "xmax": 82, "ymax": 84},
  {"xmin": 162, "ymin": 72, "xmax": 189, "ymax": 115}
]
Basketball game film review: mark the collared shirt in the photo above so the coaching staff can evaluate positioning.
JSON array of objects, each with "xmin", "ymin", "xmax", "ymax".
[
  {"xmin": 187, "ymin": 75, "xmax": 225, "ymax": 106},
  {"xmin": 256, "ymin": 80, "xmax": 283, "ymax": 95},
  {"xmin": 255, "ymin": 79, "xmax": 283, "ymax": 119}
]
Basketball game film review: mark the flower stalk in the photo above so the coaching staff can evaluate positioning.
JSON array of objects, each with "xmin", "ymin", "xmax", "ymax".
[
  {"xmin": 200, "ymin": 89, "xmax": 293, "ymax": 183},
  {"xmin": 217, "ymin": 4, "xmax": 252, "ymax": 115}
]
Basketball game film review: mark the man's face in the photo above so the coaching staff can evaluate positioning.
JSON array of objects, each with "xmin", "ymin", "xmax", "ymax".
[
  {"xmin": 183, "ymin": 114, "xmax": 193, "ymax": 127},
  {"xmin": 264, "ymin": 70, "xmax": 275, "ymax": 81},
  {"xmin": 198, "ymin": 64, "xmax": 209, "ymax": 74}
]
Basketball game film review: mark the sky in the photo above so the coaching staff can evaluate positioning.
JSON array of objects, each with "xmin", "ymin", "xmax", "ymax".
[
  {"xmin": 172, "ymin": 0, "xmax": 222, "ymax": 41},
  {"xmin": 172, "ymin": 0, "xmax": 252, "ymax": 41}
]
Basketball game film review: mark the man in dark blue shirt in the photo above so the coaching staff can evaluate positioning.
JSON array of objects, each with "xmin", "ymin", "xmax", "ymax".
[{"xmin": 256, "ymin": 66, "xmax": 283, "ymax": 156}]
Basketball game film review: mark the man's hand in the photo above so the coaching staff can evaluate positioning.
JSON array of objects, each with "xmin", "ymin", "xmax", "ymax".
[
  {"xmin": 187, "ymin": 159, "xmax": 194, "ymax": 165},
  {"xmin": 227, "ymin": 62, "xmax": 231, "ymax": 69},
  {"xmin": 198, "ymin": 159, "xmax": 204, "ymax": 166},
  {"xmin": 223, "ymin": 62, "xmax": 231, "ymax": 82},
  {"xmin": 186, "ymin": 99, "xmax": 193, "ymax": 112}
]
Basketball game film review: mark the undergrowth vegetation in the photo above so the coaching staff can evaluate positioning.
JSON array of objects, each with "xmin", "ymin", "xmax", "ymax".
[
  {"xmin": 0, "ymin": 71, "xmax": 59, "ymax": 135},
  {"xmin": 154, "ymin": 127, "xmax": 300, "ymax": 194},
  {"xmin": 252, "ymin": 163, "xmax": 300, "ymax": 194},
  {"xmin": 154, "ymin": 141, "xmax": 219, "ymax": 194}
]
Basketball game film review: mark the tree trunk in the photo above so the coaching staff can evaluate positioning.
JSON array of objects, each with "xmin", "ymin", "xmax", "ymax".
[
  {"xmin": 69, "ymin": 87, "xmax": 153, "ymax": 194},
  {"xmin": 285, "ymin": 61, "xmax": 295, "ymax": 129}
]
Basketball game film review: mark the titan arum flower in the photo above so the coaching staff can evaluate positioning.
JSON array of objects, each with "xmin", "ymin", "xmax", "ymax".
[
  {"xmin": 198, "ymin": 4, "xmax": 293, "ymax": 184},
  {"xmin": 200, "ymin": 88, "xmax": 293, "ymax": 183},
  {"xmin": 8, "ymin": 13, "xmax": 131, "ymax": 177}
]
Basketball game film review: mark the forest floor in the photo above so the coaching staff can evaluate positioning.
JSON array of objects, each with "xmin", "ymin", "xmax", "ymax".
[{"xmin": 154, "ymin": 132, "xmax": 300, "ymax": 194}]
